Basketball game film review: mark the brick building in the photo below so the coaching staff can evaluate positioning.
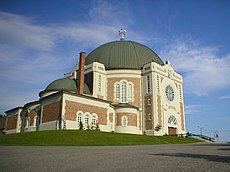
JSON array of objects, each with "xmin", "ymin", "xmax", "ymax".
[{"xmin": 5, "ymin": 30, "xmax": 186, "ymax": 136}]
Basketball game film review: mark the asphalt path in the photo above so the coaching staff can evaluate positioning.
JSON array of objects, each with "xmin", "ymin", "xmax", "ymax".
[{"xmin": 0, "ymin": 143, "xmax": 229, "ymax": 172}]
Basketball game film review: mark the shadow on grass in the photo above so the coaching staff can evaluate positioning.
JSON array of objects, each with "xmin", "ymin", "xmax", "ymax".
[
  {"xmin": 218, "ymin": 148, "xmax": 230, "ymax": 151},
  {"xmin": 149, "ymin": 153, "xmax": 230, "ymax": 163}
]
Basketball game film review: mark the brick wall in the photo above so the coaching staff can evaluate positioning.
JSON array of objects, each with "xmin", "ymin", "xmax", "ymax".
[
  {"xmin": 6, "ymin": 114, "xmax": 18, "ymax": 130},
  {"xmin": 42, "ymin": 101, "xmax": 61, "ymax": 123},
  {"xmin": 107, "ymin": 78, "xmax": 141, "ymax": 107},
  {"xmin": 116, "ymin": 113, "xmax": 137, "ymax": 126},
  {"xmin": 65, "ymin": 100, "xmax": 107, "ymax": 125}
]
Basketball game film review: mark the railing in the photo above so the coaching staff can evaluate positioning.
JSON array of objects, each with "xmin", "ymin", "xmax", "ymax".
[{"xmin": 187, "ymin": 132, "xmax": 215, "ymax": 142}]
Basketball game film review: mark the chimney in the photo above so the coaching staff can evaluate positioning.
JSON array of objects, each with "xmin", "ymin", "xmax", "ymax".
[{"xmin": 78, "ymin": 52, "xmax": 85, "ymax": 94}]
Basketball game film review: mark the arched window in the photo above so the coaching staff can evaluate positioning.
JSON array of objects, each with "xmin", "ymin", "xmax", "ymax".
[
  {"xmin": 128, "ymin": 84, "xmax": 132, "ymax": 100},
  {"xmin": 114, "ymin": 81, "xmax": 134, "ymax": 103},
  {"xmin": 115, "ymin": 84, "xmax": 120, "ymax": 99},
  {"xmin": 92, "ymin": 115, "xmax": 98, "ymax": 126},
  {"xmin": 121, "ymin": 82, "xmax": 127, "ymax": 103},
  {"xmin": 85, "ymin": 114, "xmax": 89, "ymax": 125},
  {"xmin": 168, "ymin": 115, "xmax": 177, "ymax": 125},
  {"xmin": 121, "ymin": 116, "xmax": 128, "ymax": 127},
  {"xmin": 77, "ymin": 113, "xmax": 82, "ymax": 124}
]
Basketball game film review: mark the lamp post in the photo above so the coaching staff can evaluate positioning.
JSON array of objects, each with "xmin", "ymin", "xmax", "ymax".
[{"xmin": 197, "ymin": 126, "xmax": 203, "ymax": 136}]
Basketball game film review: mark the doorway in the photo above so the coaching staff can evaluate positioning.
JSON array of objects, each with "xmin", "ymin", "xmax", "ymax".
[{"xmin": 168, "ymin": 127, "xmax": 177, "ymax": 135}]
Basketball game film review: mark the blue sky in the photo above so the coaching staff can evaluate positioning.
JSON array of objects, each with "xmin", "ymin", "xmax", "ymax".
[{"xmin": 0, "ymin": 0, "xmax": 229, "ymax": 141}]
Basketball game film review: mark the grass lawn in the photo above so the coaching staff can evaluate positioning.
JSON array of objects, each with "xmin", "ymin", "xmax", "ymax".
[{"xmin": 0, "ymin": 130, "xmax": 202, "ymax": 146}]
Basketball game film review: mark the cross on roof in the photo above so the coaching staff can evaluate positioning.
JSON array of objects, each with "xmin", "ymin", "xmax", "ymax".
[{"xmin": 119, "ymin": 28, "xmax": 126, "ymax": 41}]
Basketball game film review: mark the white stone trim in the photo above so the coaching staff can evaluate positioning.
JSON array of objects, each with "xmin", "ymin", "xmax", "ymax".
[{"xmin": 39, "ymin": 121, "xmax": 57, "ymax": 131}]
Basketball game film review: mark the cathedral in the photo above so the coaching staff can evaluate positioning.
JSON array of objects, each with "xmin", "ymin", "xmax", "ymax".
[{"xmin": 4, "ymin": 30, "xmax": 186, "ymax": 136}]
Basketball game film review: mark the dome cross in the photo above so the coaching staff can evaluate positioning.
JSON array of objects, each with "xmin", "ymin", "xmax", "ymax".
[{"xmin": 119, "ymin": 28, "xmax": 126, "ymax": 41}]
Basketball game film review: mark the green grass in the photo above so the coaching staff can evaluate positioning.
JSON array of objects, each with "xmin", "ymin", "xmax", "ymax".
[{"xmin": 0, "ymin": 130, "xmax": 201, "ymax": 146}]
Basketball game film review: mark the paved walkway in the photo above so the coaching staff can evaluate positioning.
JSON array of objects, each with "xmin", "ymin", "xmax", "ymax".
[{"xmin": 0, "ymin": 143, "xmax": 229, "ymax": 172}]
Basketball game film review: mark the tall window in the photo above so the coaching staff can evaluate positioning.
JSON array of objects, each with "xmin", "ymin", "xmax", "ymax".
[
  {"xmin": 147, "ymin": 75, "xmax": 151, "ymax": 94},
  {"xmin": 85, "ymin": 114, "xmax": 89, "ymax": 125},
  {"xmin": 92, "ymin": 115, "xmax": 97, "ymax": 126},
  {"xmin": 122, "ymin": 116, "xmax": 128, "ymax": 127},
  {"xmin": 115, "ymin": 84, "xmax": 120, "ymax": 99},
  {"xmin": 121, "ymin": 82, "xmax": 127, "ymax": 103},
  {"xmin": 77, "ymin": 113, "xmax": 82, "ymax": 124},
  {"xmin": 128, "ymin": 84, "xmax": 132, "ymax": 100}
]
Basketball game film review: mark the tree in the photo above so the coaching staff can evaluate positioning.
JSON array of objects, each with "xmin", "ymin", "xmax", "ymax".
[
  {"xmin": 0, "ymin": 114, "xmax": 5, "ymax": 118},
  {"xmin": 95, "ymin": 122, "xmax": 100, "ymax": 131},
  {"xmin": 154, "ymin": 124, "xmax": 162, "ymax": 132},
  {"xmin": 79, "ymin": 121, "xmax": 83, "ymax": 130}
]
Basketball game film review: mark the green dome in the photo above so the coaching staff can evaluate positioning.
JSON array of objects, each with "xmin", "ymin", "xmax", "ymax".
[
  {"xmin": 39, "ymin": 78, "xmax": 91, "ymax": 97},
  {"xmin": 86, "ymin": 41, "xmax": 164, "ymax": 69},
  {"xmin": 45, "ymin": 78, "xmax": 77, "ymax": 92}
]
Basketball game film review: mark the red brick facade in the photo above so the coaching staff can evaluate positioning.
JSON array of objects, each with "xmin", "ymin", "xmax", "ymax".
[
  {"xmin": 65, "ymin": 100, "xmax": 108, "ymax": 125},
  {"xmin": 116, "ymin": 113, "xmax": 137, "ymax": 126},
  {"xmin": 42, "ymin": 101, "xmax": 61, "ymax": 123},
  {"xmin": 6, "ymin": 114, "xmax": 18, "ymax": 130}
]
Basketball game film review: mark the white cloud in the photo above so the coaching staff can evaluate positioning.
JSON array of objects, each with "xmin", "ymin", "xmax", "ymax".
[
  {"xmin": 185, "ymin": 105, "xmax": 204, "ymax": 115},
  {"xmin": 0, "ymin": 3, "xmax": 138, "ymax": 114},
  {"xmin": 160, "ymin": 37, "xmax": 230, "ymax": 96},
  {"xmin": 88, "ymin": 0, "xmax": 133, "ymax": 26},
  {"xmin": 0, "ymin": 12, "xmax": 55, "ymax": 51},
  {"xmin": 219, "ymin": 95, "xmax": 230, "ymax": 100},
  {"xmin": 55, "ymin": 23, "xmax": 118, "ymax": 48}
]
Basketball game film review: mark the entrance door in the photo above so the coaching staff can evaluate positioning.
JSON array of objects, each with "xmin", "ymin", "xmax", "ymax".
[{"xmin": 168, "ymin": 127, "xmax": 177, "ymax": 135}]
